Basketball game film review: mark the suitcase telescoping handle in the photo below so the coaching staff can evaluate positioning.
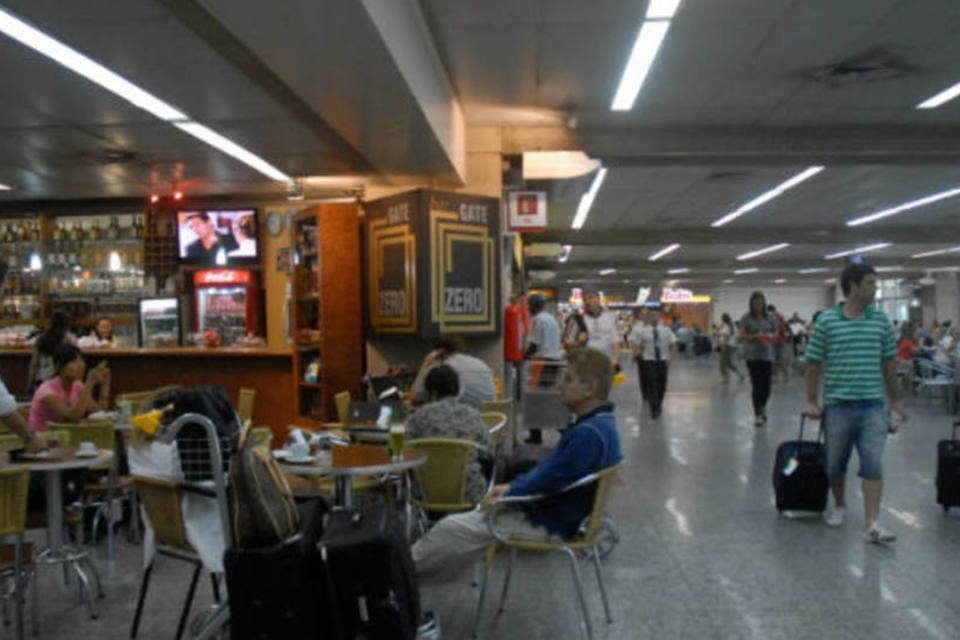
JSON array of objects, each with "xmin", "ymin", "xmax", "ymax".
[{"xmin": 799, "ymin": 412, "xmax": 824, "ymax": 443}]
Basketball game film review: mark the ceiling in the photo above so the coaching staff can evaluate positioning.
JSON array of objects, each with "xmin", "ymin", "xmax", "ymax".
[{"xmin": 0, "ymin": 0, "xmax": 958, "ymax": 291}]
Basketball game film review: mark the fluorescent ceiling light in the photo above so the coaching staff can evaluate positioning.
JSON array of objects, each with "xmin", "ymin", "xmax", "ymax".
[
  {"xmin": 599, "ymin": 268, "xmax": 617, "ymax": 275},
  {"xmin": 523, "ymin": 151, "xmax": 601, "ymax": 180},
  {"xmin": 723, "ymin": 279, "xmax": 734, "ymax": 284},
  {"xmin": 846, "ymin": 186, "xmax": 960, "ymax": 226},
  {"xmin": 0, "ymin": 7, "xmax": 186, "ymax": 121},
  {"xmin": 173, "ymin": 122, "xmax": 290, "ymax": 182},
  {"xmin": 875, "ymin": 266, "xmax": 902, "ymax": 272},
  {"xmin": 774, "ymin": 278, "xmax": 787, "ymax": 284},
  {"xmin": 824, "ymin": 242, "xmax": 892, "ymax": 260},
  {"xmin": 0, "ymin": 6, "xmax": 291, "ymax": 183},
  {"xmin": 0, "ymin": 183, "xmax": 10, "ymax": 191},
  {"xmin": 912, "ymin": 246, "xmax": 960, "ymax": 259},
  {"xmin": 557, "ymin": 244, "xmax": 573, "ymax": 263},
  {"xmin": 622, "ymin": 279, "xmax": 631, "ymax": 283},
  {"xmin": 736, "ymin": 242, "xmax": 790, "ymax": 261},
  {"xmin": 733, "ymin": 268, "xmax": 758, "ymax": 275},
  {"xmin": 570, "ymin": 168, "xmax": 607, "ymax": 229},
  {"xmin": 797, "ymin": 267, "xmax": 830, "ymax": 274},
  {"xmin": 917, "ymin": 80, "xmax": 960, "ymax": 109},
  {"xmin": 648, "ymin": 243, "xmax": 680, "ymax": 261},
  {"xmin": 647, "ymin": 0, "xmax": 682, "ymax": 19},
  {"xmin": 667, "ymin": 268, "xmax": 689, "ymax": 274},
  {"xmin": 825, "ymin": 278, "xmax": 837, "ymax": 283},
  {"xmin": 610, "ymin": 20, "xmax": 671, "ymax": 111},
  {"xmin": 711, "ymin": 166, "xmax": 824, "ymax": 227}
]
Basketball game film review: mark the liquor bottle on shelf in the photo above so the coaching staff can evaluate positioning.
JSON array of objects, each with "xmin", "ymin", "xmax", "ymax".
[
  {"xmin": 90, "ymin": 220, "xmax": 102, "ymax": 241},
  {"xmin": 133, "ymin": 215, "xmax": 143, "ymax": 239},
  {"xmin": 107, "ymin": 216, "xmax": 120, "ymax": 240},
  {"xmin": 53, "ymin": 221, "xmax": 65, "ymax": 241}
]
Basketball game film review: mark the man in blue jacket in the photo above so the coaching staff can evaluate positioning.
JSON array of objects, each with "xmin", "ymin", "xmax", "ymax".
[{"xmin": 412, "ymin": 347, "xmax": 623, "ymax": 585}]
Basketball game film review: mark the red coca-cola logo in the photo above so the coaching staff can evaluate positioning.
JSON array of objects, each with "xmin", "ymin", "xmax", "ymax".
[{"xmin": 194, "ymin": 269, "xmax": 251, "ymax": 285}]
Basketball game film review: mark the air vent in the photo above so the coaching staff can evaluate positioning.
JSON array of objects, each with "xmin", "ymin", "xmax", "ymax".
[{"xmin": 799, "ymin": 46, "xmax": 918, "ymax": 86}]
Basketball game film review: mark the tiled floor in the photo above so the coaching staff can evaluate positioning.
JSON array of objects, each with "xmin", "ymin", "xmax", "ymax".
[{"xmin": 15, "ymin": 357, "xmax": 960, "ymax": 639}]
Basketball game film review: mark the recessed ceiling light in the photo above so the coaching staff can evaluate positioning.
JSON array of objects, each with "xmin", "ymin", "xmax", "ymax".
[
  {"xmin": 824, "ymin": 243, "xmax": 891, "ymax": 259},
  {"xmin": 911, "ymin": 245, "xmax": 960, "ymax": 259},
  {"xmin": 736, "ymin": 242, "xmax": 790, "ymax": 261},
  {"xmin": 875, "ymin": 266, "xmax": 902, "ymax": 272},
  {"xmin": 571, "ymin": 168, "xmax": 607, "ymax": 229},
  {"xmin": 917, "ymin": 80, "xmax": 960, "ymax": 109},
  {"xmin": 733, "ymin": 268, "xmax": 759, "ymax": 274},
  {"xmin": 797, "ymin": 267, "xmax": 830, "ymax": 274},
  {"xmin": 599, "ymin": 268, "xmax": 617, "ymax": 275},
  {"xmin": 622, "ymin": 278, "xmax": 631, "ymax": 283},
  {"xmin": 846, "ymin": 186, "xmax": 960, "ymax": 226},
  {"xmin": 0, "ymin": 6, "xmax": 291, "ymax": 182},
  {"xmin": 825, "ymin": 277, "xmax": 837, "ymax": 284},
  {"xmin": 0, "ymin": 183, "xmax": 10, "ymax": 191},
  {"xmin": 711, "ymin": 166, "xmax": 824, "ymax": 227},
  {"xmin": 667, "ymin": 267, "xmax": 690, "ymax": 274},
  {"xmin": 648, "ymin": 243, "xmax": 680, "ymax": 261},
  {"xmin": 723, "ymin": 279, "xmax": 735, "ymax": 284},
  {"xmin": 774, "ymin": 278, "xmax": 787, "ymax": 284},
  {"xmin": 558, "ymin": 244, "xmax": 573, "ymax": 263}
]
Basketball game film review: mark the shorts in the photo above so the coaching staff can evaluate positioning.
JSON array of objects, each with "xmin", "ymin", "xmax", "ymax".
[{"xmin": 823, "ymin": 400, "xmax": 888, "ymax": 480}]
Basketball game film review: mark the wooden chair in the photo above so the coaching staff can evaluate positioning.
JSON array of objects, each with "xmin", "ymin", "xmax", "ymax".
[
  {"xmin": 237, "ymin": 388, "xmax": 256, "ymax": 425},
  {"xmin": 473, "ymin": 464, "xmax": 623, "ymax": 640},
  {"xmin": 130, "ymin": 476, "xmax": 221, "ymax": 640},
  {"xmin": 0, "ymin": 466, "xmax": 34, "ymax": 640},
  {"xmin": 334, "ymin": 390, "xmax": 351, "ymax": 423}
]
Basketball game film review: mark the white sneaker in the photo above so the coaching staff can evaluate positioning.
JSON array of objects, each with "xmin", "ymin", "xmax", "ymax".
[
  {"xmin": 824, "ymin": 507, "xmax": 845, "ymax": 527},
  {"xmin": 865, "ymin": 523, "xmax": 896, "ymax": 544}
]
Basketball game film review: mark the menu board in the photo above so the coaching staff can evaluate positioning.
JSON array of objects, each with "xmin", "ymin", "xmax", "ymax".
[{"xmin": 365, "ymin": 190, "xmax": 500, "ymax": 338}]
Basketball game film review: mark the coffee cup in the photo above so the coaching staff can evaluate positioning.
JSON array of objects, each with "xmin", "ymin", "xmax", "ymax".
[
  {"xmin": 288, "ymin": 441, "xmax": 310, "ymax": 459},
  {"xmin": 78, "ymin": 441, "xmax": 97, "ymax": 456}
]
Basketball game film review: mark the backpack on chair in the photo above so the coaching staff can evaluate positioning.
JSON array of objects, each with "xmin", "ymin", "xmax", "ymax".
[{"xmin": 229, "ymin": 423, "xmax": 300, "ymax": 548}]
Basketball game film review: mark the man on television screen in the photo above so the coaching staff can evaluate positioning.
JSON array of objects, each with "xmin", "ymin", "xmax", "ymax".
[{"xmin": 184, "ymin": 212, "xmax": 238, "ymax": 262}]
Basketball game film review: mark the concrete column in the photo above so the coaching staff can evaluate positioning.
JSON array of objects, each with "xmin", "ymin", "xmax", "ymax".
[{"xmin": 933, "ymin": 272, "xmax": 960, "ymax": 324}]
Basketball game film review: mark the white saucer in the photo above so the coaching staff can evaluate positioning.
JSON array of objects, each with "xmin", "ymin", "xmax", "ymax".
[
  {"xmin": 272, "ymin": 449, "xmax": 291, "ymax": 460},
  {"xmin": 76, "ymin": 450, "xmax": 98, "ymax": 458},
  {"xmin": 285, "ymin": 455, "xmax": 315, "ymax": 464}
]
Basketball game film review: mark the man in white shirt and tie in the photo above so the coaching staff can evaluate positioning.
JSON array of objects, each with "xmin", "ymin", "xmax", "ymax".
[{"xmin": 630, "ymin": 307, "xmax": 676, "ymax": 418}]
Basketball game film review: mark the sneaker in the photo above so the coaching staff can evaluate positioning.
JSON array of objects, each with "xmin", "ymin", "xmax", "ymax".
[
  {"xmin": 865, "ymin": 523, "xmax": 896, "ymax": 544},
  {"xmin": 824, "ymin": 507, "xmax": 845, "ymax": 527}
]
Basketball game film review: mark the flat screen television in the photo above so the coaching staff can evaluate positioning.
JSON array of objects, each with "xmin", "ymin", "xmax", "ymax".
[{"xmin": 176, "ymin": 209, "xmax": 259, "ymax": 265}]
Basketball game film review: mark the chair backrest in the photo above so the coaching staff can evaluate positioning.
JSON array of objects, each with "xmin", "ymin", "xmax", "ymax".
[
  {"xmin": 237, "ymin": 388, "xmax": 257, "ymax": 424},
  {"xmin": 334, "ymin": 390, "xmax": 351, "ymax": 423},
  {"xmin": 0, "ymin": 466, "xmax": 30, "ymax": 536},
  {"xmin": 480, "ymin": 411, "xmax": 508, "ymax": 445},
  {"xmin": 408, "ymin": 438, "xmax": 477, "ymax": 510},
  {"xmin": 0, "ymin": 434, "xmax": 23, "ymax": 454},
  {"xmin": 133, "ymin": 475, "xmax": 193, "ymax": 552},
  {"xmin": 577, "ymin": 464, "xmax": 623, "ymax": 543},
  {"xmin": 119, "ymin": 385, "xmax": 182, "ymax": 414},
  {"xmin": 250, "ymin": 426, "xmax": 273, "ymax": 449}
]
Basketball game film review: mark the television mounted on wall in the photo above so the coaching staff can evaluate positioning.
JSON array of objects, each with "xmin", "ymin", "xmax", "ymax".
[{"xmin": 176, "ymin": 209, "xmax": 259, "ymax": 266}]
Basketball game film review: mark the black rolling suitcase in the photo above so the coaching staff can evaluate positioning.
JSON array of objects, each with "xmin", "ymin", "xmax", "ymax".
[
  {"xmin": 936, "ymin": 419, "xmax": 960, "ymax": 514},
  {"xmin": 225, "ymin": 534, "xmax": 325, "ymax": 640},
  {"xmin": 317, "ymin": 504, "xmax": 421, "ymax": 640},
  {"xmin": 773, "ymin": 413, "xmax": 829, "ymax": 513}
]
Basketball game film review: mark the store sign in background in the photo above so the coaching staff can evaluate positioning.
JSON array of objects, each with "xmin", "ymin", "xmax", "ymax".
[
  {"xmin": 507, "ymin": 191, "xmax": 547, "ymax": 232},
  {"xmin": 365, "ymin": 190, "xmax": 500, "ymax": 338}
]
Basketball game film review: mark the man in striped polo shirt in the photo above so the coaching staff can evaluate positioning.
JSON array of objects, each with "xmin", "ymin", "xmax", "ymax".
[{"xmin": 805, "ymin": 262, "xmax": 907, "ymax": 544}]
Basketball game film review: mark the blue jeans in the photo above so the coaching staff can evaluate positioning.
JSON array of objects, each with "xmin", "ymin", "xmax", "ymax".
[{"xmin": 824, "ymin": 400, "xmax": 887, "ymax": 480}]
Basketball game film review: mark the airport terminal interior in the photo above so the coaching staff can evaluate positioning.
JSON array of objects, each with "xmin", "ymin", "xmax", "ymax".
[{"xmin": 0, "ymin": 1, "xmax": 959, "ymax": 638}]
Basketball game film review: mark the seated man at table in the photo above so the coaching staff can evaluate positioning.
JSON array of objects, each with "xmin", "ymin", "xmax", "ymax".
[
  {"xmin": 28, "ymin": 344, "xmax": 110, "ymax": 432},
  {"xmin": 410, "ymin": 336, "xmax": 496, "ymax": 409},
  {"xmin": 411, "ymin": 347, "xmax": 622, "ymax": 585},
  {"xmin": 406, "ymin": 364, "xmax": 490, "ymax": 505}
]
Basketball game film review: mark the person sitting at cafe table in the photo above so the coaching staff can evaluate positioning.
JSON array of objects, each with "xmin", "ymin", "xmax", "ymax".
[
  {"xmin": 406, "ymin": 364, "xmax": 491, "ymax": 505},
  {"xmin": 411, "ymin": 347, "xmax": 623, "ymax": 585},
  {"xmin": 410, "ymin": 336, "xmax": 496, "ymax": 409},
  {"xmin": 28, "ymin": 344, "xmax": 111, "ymax": 432}
]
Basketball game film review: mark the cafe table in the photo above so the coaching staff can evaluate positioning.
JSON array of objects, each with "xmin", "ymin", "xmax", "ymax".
[
  {"xmin": 1, "ymin": 447, "xmax": 114, "ymax": 619},
  {"xmin": 277, "ymin": 443, "xmax": 426, "ymax": 508}
]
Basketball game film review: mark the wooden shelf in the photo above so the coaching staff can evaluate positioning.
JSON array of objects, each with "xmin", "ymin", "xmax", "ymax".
[{"xmin": 298, "ymin": 382, "xmax": 323, "ymax": 388}]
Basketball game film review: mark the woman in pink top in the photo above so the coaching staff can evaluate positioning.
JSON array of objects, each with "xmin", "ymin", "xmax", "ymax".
[{"xmin": 29, "ymin": 344, "xmax": 110, "ymax": 431}]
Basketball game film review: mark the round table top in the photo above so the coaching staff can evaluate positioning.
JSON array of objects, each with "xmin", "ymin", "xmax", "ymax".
[
  {"xmin": 2, "ymin": 448, "xmax": 114, "ymax": 471},
  {"xmin": 278, "ymin": 443, "xmax": 426, "ymax": 477}
]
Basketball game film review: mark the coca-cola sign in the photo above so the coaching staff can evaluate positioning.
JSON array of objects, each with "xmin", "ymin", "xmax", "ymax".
[{"xmin": 194, "ymin": 269, "xmax": 251, "ymax": 285}]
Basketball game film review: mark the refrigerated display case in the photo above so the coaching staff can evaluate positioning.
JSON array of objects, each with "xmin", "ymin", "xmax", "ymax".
[
  {"xmin": 138, "ymin": 297, "xmax": 180, "ymax": 347},
  {"xmin": 192, "ymin": 269, "xmax": 261, "ymax": 347}
]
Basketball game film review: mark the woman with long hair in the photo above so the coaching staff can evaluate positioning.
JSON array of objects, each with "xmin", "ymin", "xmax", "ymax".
[
  {"xmin": 28, "ymin": 344, "xmax": 110, "ymax": 431},
  {"xmin": 27, "ymin": 311, "xmax": 76, "ymax": 391},
  {"xmin": 739, "ymin": 292, "xmax": 778, "ymax": 426},
  {"xmin": 718, "ymin": 313, "xmax": 744, "ymax": 383}
]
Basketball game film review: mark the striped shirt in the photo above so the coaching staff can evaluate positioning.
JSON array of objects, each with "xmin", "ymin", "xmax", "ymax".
[{"xmin": 805, "ymin": 303, "xmax": 896, "ymax": 404}]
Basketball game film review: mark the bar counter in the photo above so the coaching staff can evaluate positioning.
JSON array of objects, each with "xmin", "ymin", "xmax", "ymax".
[{"xmin": 0, "ymin": 347, "xmax": 296, "ymax": 429}]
